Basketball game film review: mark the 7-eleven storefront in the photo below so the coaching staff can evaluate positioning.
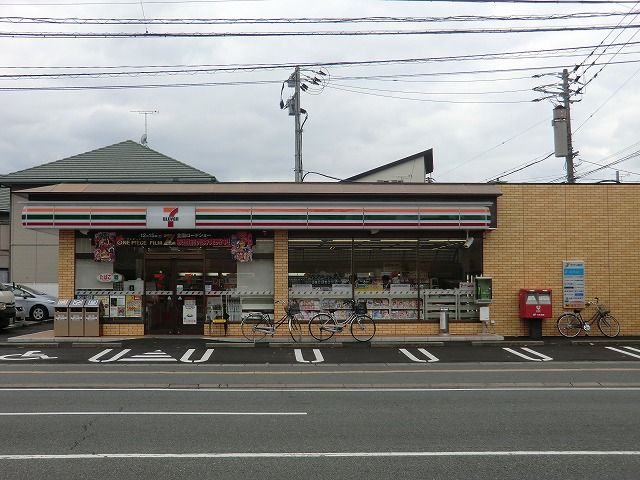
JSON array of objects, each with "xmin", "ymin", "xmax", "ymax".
[{"xmin": 20, "ymin": 183, "xmax": 499, "ymax": 337}]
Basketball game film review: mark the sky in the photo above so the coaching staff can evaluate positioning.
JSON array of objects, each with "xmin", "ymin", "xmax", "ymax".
[{"xmin": 1, "ymin": 0, "xmax": 639, "ymax": 183}]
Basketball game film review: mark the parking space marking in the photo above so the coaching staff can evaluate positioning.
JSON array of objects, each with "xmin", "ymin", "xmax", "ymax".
[
  {"xmin": 605, "ymin": 346, "xmax": 640, "ymax": 360},
  {"xmin": 294, "ymin": 349, "xmax": 324, "ymax": 363},
  {"xmin": 88, "ymin": 349, "xmax": 214, "ymax": 363},
  {"xmin": 503, "ymin": 347, "xmax": 553, "ymax": 362},
  {"xmin": 0, "ymin": 350, "xmax": 58, "ymax": 361},
  {"xmin": 399, "ymin": 348, "xmax": 439, "ymax": 363}
]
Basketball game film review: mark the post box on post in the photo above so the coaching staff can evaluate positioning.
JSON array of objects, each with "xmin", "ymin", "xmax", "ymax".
[{"xmin": 519, "ymin": 289, "xmax": 552, "ymax": 339}]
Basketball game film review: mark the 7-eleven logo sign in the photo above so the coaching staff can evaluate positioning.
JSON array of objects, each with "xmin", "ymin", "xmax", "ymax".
[{"xmin": 162, "ymin": 207, "xmax": 179, "ymax": 228}]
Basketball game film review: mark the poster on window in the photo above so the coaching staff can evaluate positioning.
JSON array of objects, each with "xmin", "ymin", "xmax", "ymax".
[
  {"xmin": 183, "ymin": 302, "xmax": 197, "ymax": 325},
  {"xmin": 94, "ymin": 232, "xmax": 116, "ymax": 263}
]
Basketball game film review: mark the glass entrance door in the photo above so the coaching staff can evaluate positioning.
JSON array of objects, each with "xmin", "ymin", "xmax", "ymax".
[{"xmin": 144, "ymin": 254, "xmax": 205, "ymax": 334}]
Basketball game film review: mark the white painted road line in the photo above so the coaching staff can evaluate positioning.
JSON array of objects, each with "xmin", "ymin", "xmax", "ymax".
[
  {"xmin": 399, "ymin": 348, "xmax": 439, "ymax": 363},
  {"xmin": 606, "ymin": 346, "xmax": 640, "ymax": 360},
  {"xmin": 0, "ymin": 451, "xmax": 639, "ymax": 460},
  {"xmin": 0, "ymin": 411, "xmax": 307, "ymax": 416},
  {"xmin": 503, "ymin": 347, "xmax": 552, "ymax": 362},
  {"xmin": 294, "ymin": 349, "xmax": 324, "ymax": 363},
  {"xmin": 3, "ymin": 387, "xmax": 640, "ymax": 393}
]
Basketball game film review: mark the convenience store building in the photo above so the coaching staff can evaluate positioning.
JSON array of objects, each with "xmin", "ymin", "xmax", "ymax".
[{"xmin": 17, "ymin": 181, "xmax": 640, "ymax": 338}]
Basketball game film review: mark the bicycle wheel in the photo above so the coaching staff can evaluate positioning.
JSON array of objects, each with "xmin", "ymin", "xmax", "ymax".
[
  {"xmin": 598, "ymin": 314, "xmax": 620, "ymax": 337},
  {"xmin": 241, "ymin": 315, "xmax": 268, "ymax": 342},
  {"xmin": 556, "ymin": 313, "xmax": 582, "ymax": 338},
  {"xmin": 308, "ymin": 313, "xmax": 336, "ymax": 342},
  {"xmin": 351, "ymin": 314, "xmax": 376, "ymax": 342},
  {"xmin": 288, "ymin": 315, "xmax": 303, "ymax": 343}
]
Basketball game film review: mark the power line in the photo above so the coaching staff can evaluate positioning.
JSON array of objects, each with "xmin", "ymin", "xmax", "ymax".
[
  {"xmin": 438, "ymin": 119, "xmax": 548, "ymax": 178},
  {"xmin": 324, "ymin": 84, "xmax": 533, "ymax": 104},
  {"xmin": 484, "ymin": 152, "xmax": 555, "ymax": 182},
  {"xmin": 0, "ymin": 12, "xmax": 633, "ymax": 25},
  {"xmin": 4, "ymin": 23, "xmax": 640, "ymax": 38}
]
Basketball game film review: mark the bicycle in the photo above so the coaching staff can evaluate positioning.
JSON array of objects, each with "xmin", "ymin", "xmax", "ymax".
[
  {"xmin": 308, "ymin": 299, "xmax": 376, "ymax": 342},
  {"xmin": 556, "ymin": 297, "xmax": 620, "ymax": 338},
  {"xmin": 240, "ymin": 300, "xmax": 304, "ymax": 342}
]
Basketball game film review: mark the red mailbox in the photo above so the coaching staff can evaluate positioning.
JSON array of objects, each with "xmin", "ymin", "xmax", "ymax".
[{"xmin": 519, "ymin": 289, "xmax": 553, "ymax": 319}]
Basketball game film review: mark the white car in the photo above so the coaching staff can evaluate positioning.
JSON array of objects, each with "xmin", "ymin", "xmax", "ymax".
[
  {"xmin": 3, "ymin": 284, "xmax": 57, "ymax": 322},
  {"xmin": 0, "ymin": 284, "xmax": 16, "ymax": 329}
]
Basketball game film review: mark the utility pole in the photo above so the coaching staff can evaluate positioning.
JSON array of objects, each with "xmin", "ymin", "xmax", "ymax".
[
  {"xmin": 561, "ymin": 69, "xmax": 575, "ymax": 183},
  {"xmin": 293, "ymin": 66, "xmax": 303, "ymax": 183}
]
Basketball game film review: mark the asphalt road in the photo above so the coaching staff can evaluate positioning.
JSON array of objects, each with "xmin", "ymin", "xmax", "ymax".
[
  {"xmin": 2, "ymin": 363, "xmax": 640, "ymax": 479},
  {"xmin": 1, "ymin": 342, "xmax": 640, "ymax": 365}
]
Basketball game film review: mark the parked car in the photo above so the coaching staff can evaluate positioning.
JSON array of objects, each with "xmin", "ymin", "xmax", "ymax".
[
  {"xmin": 3, "ymin": 283, "xmax": 57, "ymax": 322},
  {"xmin": 0, "ymin": 284, "xmax": 16, "ymax": 329}
]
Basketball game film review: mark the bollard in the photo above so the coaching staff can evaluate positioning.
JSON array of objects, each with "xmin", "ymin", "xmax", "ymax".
[{"xmin": 439, "ymin": 307, "xmax": 449, "ymax": 335}]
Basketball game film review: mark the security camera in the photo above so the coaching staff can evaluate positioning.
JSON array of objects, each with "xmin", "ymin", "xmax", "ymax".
[{"xmin": 463, "ymin": 237, "xmax": 474, "ymax": 249}]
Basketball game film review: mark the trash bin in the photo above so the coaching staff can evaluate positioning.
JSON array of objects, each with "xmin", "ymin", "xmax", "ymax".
[
  {"xmin": 83, "ymin": 299, "xmax": 101, "ymax": 337},
  {"xmin": 54, "ymin": 299, "xmax": 71, "ymax": 337},
  {"xmin": 68, "ymin": 299, "xmax": 86, "ymax": 336},
  {"xmin": 439, "ymin": 307, "xmax": 449, "ymax": 335}
]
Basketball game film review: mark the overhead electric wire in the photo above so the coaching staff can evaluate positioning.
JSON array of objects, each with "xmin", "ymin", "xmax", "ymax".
[
  {"xmin": 324, "ymin": 84, "xmax": 533, "ymax": 104},
  {"xmin": 484, "ymin": 152, "xmax": 555, "ymax": 182},
  {"xmin": 437, "ymin": 119, "xmax": 548, "ymax": 178},
  {"xmin": 0, "ymin": 12, "xmax": 633, "ymax": 25},
  {"xmin": 4, "ymin": 23, "xmax": 640, "ymax": 38}
]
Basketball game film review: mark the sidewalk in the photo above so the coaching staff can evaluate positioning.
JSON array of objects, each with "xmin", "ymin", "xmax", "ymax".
[
  {"xmin": 4, "ymin": 329, "xmax": 640, "ymax": 348},
  {"xmin": 3, "ymin": 328, "xmax": 504, "ymax": 347}
]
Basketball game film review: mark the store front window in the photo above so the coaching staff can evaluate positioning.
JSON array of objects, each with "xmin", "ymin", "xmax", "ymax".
[
  {"xmin": 75, "ymin": 230, "xmax": 274, "ymax": 334},
  {"xmin": 288, "ymin": 232, "xmax": 483, "ymax": 322}
]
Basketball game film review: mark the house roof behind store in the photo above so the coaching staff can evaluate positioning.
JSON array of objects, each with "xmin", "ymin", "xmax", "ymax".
[{"xmin": 0, "ymin": 140, "xmax": 217, "ymax": 185}]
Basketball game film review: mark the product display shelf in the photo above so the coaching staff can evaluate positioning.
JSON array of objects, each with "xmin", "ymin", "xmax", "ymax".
[
  {"xmin": 205, "ymin": 290, "xmax": 273, "ymax": 321},
  {"xmin": 355, "ymin": 291, "xmax": 423, "ymax": 321},
  {"xmin": 289, "ymin": 290, "xmax": 353, "ymax": 322}
]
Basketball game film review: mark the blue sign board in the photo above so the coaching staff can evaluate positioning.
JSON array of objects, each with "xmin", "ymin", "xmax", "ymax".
[{"xmin": 563, "ymin": 261, "xmax": 585, "ymax": 309}]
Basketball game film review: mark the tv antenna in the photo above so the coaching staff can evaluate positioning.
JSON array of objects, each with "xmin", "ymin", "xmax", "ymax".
[{"xmin": 131, "ymin": 110, "xmax": 158, "ymax": 146}]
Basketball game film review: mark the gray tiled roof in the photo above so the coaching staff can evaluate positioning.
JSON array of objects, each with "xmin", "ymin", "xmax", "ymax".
[
  {"xmin": 0, "ymin": 140, "xmax": 216, "ymax": 185},
  {"xmin": 0, "ymin": 188, "xmax": 9, "ymax": 212}
]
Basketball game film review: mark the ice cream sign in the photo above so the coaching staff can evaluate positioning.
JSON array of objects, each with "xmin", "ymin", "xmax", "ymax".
[{"xmin": 97, "ymin": 273, "xmax": 123, "ymax": 283}]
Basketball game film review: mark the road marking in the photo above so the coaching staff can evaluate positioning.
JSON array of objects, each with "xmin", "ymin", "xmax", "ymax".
[
  {"xmin": 503, "ymin": 347, "xmax": 552, "ymax": 362},
  {"xmin": 0, "ymin": 351, "xmax": 57, "ymax": 361},
  {"xmin": 0, "ymin": 451, "xmax": 638, "ymax": 460},
  {"xmin": 606, "ymin": 346, "xmax": 640, "ymax": 360},
  {"xmin": 399, "ymin": 348, "xmax": 439, "ymax": 363},
  {"xmin": 88, "ymin": 349, "xmax": 131, "ymax": 363},
  {"xmin": 88, "ymin": 349, "xmax": 214, "ymax": 363},
  {"xmin": 2, "ymin": 387, "xmax": 640, "ymax": 393},
  {"xmin": 2, "ymin": 367, "xmax": 639, "ymax": 375},
  {"xmin": 0, "ymin": 411, "xmax": 307, "ymax": 416},
  {"xmin": 294, "ymin": 349, "xmax": 324, "ymax": 363},
  {"xmin": 180, "ymin": 349, "xmax": 214, "ymax": 363}
]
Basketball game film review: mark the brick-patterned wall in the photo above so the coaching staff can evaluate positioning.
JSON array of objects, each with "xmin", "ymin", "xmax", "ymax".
[
  {"xmin": 274, "ymin": 231, "xmax": 289, "ymax": 320},
  {"xmin": 485, "ymin": 184, "xmax": 639, "ymax": 336},
  {"xmin": 58, "ymin": 230, "xmax": 75, "ymax": 299},
  {"xmin": 101, "ymin": 324, "xmax": 144, "ymax": 336}
]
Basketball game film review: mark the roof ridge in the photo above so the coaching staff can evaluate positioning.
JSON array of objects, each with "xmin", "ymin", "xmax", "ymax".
[{"xmin": 0, "ymin": 140, "xmax": 216, "ymax": 183}]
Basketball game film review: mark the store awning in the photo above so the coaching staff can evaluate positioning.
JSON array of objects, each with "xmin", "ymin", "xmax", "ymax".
[{"xmin": 22, "ymin": 202, "xmax": 493, "ymax": 230}]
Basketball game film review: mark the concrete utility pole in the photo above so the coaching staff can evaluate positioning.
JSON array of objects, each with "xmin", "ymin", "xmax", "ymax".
[
  {"xmin": 561, "ymin": 69, "xmax": 575, "ymax": 183},
  {"xmin": 293, "ymin": 66, "xmax": 303, "ymax": 183}
]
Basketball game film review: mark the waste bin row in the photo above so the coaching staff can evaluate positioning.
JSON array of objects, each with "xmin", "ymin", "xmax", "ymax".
[{"xmin": 54, "ymin": 299, "xmax": 101, "ymax": 337}]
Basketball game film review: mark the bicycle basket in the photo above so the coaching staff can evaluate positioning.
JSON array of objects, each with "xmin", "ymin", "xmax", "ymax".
[
  {"xmin": 597, "ymin": 304, "xmax": 610, "ymax": 315},
  {"xmin": 354, "ymin": 301, "xmax": 368, "ymax": 314},
  {"xmin": 285, "ymin": 301, "xmax": 301, "ymax": 316}
]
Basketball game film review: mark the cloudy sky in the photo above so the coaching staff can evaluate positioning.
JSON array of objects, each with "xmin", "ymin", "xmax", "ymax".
[{"xmin": 1, "ymin": 0, "xmax": 639, "ymax": 183}]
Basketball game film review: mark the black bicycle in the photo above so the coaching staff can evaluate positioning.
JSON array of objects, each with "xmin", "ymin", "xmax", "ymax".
[
  {"xmin": 308, "ymin": 299, "xmax": 376, "ymax": 342},
  {"xmin": 240, "ymin": 300, "xmax": 304, "ymax": 342},
  {"xmin": 556, "ymin": 297, "xmax": 620, "ymax": 338}
]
